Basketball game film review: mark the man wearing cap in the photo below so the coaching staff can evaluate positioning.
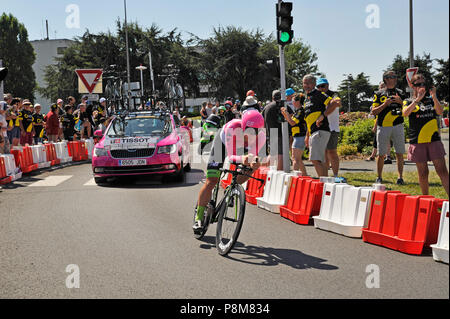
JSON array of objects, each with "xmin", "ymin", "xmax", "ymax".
[
  {"xmin": 262, "ymin": 89, "xmax": 284, "ymax": 170},
  {"xmin": 241, "ymin": 96, "xmax": 261, "ymax": 113},
  {"xmin": 19, "ymin": 100, "xmax": 35, "ymax": 146},
  {"xmin": 97, "ymin": 98, "xmax": 107, "ymax": 117},
  {"xmin": 371, "ymin": 70, "xmax": 406, "ymax": 185},
  {"xmin": 316, "ymin": 78, "xmax": 346, "ymax": 183},
  {"xmin": 32, "ymin": 104, "xmax": 45, "ymax": 144},
  {"xmin": 285, "ymin": 88, "xmax": 296, "ymax": 113},
  {"xmin": 223, "ymin": 100, "xmax": 235, "ymax": 123},
  {"xmin": 302, "ymin": 74, "xmax": 333, "ymax": 177}
]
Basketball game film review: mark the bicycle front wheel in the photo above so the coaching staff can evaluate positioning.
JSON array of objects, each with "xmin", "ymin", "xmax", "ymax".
[{"xmin": 216, "ymin": 184, "xmax": 246, "ymax": 256}]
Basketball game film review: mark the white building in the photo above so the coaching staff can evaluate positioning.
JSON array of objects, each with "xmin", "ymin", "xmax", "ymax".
[{"xmin": 31, "ymin": 39, "xmax": 75, "ymax": 113}]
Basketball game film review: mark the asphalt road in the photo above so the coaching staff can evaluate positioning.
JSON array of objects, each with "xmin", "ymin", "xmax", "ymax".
[{"xmin": 0, "ymin": 145, "xmax": 448, "ymax": 299}]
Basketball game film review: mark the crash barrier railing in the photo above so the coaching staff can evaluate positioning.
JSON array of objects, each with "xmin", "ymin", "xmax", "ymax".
[
  {"xmin": 1, "ymin": 140, "xmax": 91, "ymax": 186},
  {"xmin": 243, "ymin": 167, "xmax": 448, "ymax": 262}
]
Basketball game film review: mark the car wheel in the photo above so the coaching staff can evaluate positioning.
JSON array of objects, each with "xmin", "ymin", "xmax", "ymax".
[{"xmin": 184, "ymin": 162, "xmax": 191, "ymax": 172}]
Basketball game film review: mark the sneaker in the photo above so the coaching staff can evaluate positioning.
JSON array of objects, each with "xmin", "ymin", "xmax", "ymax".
[
  {"xmin": 397, "ymin": 178, "xmax": 405, "ymax": 185},
  {"xmin": 365, "ymin": 156, "xmax": 375, "ymax": 161},
  {"xmin": 375, "ymin": 177, "xmax": 383, "ymax": 184},
  {"xmin": 335, "ymin": 176, "xmax": 347, "ymax": 183},
  {"xmin": 384, "ymin": 158, "xmax": 393, "ymax": 164}
]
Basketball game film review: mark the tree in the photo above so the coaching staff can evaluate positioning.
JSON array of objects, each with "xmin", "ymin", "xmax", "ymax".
[
  {"xmin": 39, "ymin": 21, "xmax": 201, "ymax": 106},
  {"xmin": 199, "ymin": 28, "xmax": 321, "ymax": 102},
  {"xmin": 200, "ymin": 26, "xmax": 265, "ymax": 101},
  {"xmin": 338, "ymin": 73, "xmax": 377, "ymax": 112},
  {"xmin": 0, "ymin": 13, "xmax": 36, "ymax": 99},
  {"xmin": 434, "ymin": 58, "xmax": 449, "ymax": 102},
  {"xmin": 284, "ymin": 39, "xmax": 320, "ymax": 91}
]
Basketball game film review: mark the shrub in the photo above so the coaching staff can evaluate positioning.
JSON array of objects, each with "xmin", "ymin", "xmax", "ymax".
[
  {"xmin": 339, "ymin": 112, "xmax": 369, "ymax": 126},
  {"xmin": 341, "ymin": 118, "xmax": 375, "ymax": 152},
  {"xmin": 337, "ymin": 144, "xmax": 358, "ymax": 156},
  {"xmin": 362, "ymin": 145, "xmax": 374, "ymax": 156}
]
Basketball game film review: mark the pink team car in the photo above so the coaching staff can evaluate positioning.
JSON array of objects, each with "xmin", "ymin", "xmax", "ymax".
[{"xmin": 92, "ymin": 111, "xmax": 191, "ymax": 184}]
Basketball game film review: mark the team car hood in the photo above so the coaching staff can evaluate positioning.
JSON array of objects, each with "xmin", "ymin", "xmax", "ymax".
[{"xmin": 97, "ymin": 132, "xmax": 179, "ymax": 150}]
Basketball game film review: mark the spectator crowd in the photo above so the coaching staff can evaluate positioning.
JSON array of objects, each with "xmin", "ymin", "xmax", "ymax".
[{"xmin": 1, "ymin": 70, "xmax": 448, "ymax": 198}]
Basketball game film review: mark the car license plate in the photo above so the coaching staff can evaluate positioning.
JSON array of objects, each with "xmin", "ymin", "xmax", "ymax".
[{"xmin": 119, "ymin": 159, "xmax": 147, "ymax": 166}]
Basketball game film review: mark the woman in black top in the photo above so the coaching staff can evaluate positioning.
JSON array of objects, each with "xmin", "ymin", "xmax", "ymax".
[{"xmin": 281, "ymin": 93, "xmax": 308, "ymax": 176}]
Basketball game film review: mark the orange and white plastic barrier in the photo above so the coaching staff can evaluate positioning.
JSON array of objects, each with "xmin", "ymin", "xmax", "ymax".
[
  {"xmin": 31, "ymin": 145, "xmax": 51, "ymax": 169},
  {"xmin": 256, "ymin": 169, "xmax": 298, "ymax": 213},
  {"xmin": 362, "ymin": 192, "xmax": 446, "ymax": 255},
  {"xmin": 11, "ymin": 146, "xmax": 39, "ymax": 173},
  {"xmin": 84, "ymin": 138, "xmax": 95, "ymax": 160},
  {"xmin": 280, "ymin": 176, "xmax": 324, "ymax": 225},
  {"xmin": 430, "ymin": 201, "xmax": 449, "ymax": 263},
  {"xmin": 1, "ymin": 154, "xmax": 22, "ymax": 184},
  {"xmin": 54, "ymin": 141, "xmax": 72, "ymax": 163}
]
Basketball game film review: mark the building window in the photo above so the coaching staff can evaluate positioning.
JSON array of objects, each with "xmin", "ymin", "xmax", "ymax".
[{"xmin": 57, "ymin": 47, "xmax": 67, "ymax": 55}]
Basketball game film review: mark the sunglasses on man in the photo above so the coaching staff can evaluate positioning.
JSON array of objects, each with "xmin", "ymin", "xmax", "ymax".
[
  {"xmin": 384, "ymin": 75, "xmax": 397, "ymax": 80},
  {"xmin": 413, "ymin": 82, "xmax": 426, "ymax": 87}
]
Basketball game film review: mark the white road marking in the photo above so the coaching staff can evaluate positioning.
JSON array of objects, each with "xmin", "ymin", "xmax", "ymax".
[
  {"xmin": 29, "ymin": 176, "xmax": 73, "ymax": 187},
  {"xmin": 83, "ymin": 178, "xmax": 97, "ymax": 186}
]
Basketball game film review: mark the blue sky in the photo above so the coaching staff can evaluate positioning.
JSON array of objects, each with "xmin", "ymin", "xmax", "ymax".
[{"xmin": 3, "ymin": 0, "xmax": 449, "ymax": 90}]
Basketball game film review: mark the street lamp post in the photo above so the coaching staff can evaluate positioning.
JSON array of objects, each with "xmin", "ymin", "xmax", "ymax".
[
  {"xmin": 343, "ymin": 73, "xmax": 352, "ymax": 113},
  {"xmin": 124, "ymin": 0, "xmax": 131, "ymax": 109},
  {"xmin": 136, "ymin": 64, "xmax": 148, "ymax": 98},
  {"xmin": 409, "ymin": 0, "xmax": 414, "ymax": 98}
]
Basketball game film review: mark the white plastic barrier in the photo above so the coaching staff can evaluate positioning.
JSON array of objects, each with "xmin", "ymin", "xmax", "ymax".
[
  {"xmin": 431, "ymin": 201, "xmax": 449, "ymax": 264},
  {"xmin": 0, "ymin": 154, "xmax": 22, "ymax": 182},
  {"xmin": 313, "ymin": 183, "xmax": 374, "ymax": 238},
  {"xmin": 30, "ymin": 145, "xmax": 51, "ymax": 169},
  {"xmin": 256, "ymin": 170, "xmax": 298, "ymax": 213},
  {"xmin": 85, "ymin": 138, "xmax": 95, "ymax": 160},
  {"xmin": 55, "ymin": 141, "xmax": 72, "ymax": 163}
]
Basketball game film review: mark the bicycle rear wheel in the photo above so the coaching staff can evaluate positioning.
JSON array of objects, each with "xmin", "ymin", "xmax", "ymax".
[{"xmin": 216, "ymin": 184, "xmax": 246, "ymax": 256}]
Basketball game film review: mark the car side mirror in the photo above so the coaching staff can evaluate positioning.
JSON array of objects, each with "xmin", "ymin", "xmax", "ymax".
[{"xmin": 94, "ymin": 130, "xmax": 103, "ymax": 138}]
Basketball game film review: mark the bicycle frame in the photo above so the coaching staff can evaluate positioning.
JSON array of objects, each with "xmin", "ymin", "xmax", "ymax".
[{"xmin": 209, "ymin": 165, "xmax": 264, "ymax": 223}]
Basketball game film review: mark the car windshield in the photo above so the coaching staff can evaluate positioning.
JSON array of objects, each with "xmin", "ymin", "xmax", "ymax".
[{"xmin": 106, "ymin": 116, "xmax": 172, "ymax": 137}]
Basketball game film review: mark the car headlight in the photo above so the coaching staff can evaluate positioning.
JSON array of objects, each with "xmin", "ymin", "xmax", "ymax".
[
  {"xmin": 94, "ymin": 147, "xmax": 108, "ymax": 157},
  {"xmin": 157, "ymin": 144, "xmax": 177, "ymax": 154}
]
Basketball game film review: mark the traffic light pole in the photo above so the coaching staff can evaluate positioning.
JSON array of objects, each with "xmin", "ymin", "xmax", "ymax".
[{"xmin": 279, "ymin": 44, "xmax": 291, "ymax": 173}]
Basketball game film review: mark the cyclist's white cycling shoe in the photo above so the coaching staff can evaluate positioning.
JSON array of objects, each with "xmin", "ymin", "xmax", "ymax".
[{"xmin": 192, "ymin": 220, "xmax": 203, "ymax": 232}]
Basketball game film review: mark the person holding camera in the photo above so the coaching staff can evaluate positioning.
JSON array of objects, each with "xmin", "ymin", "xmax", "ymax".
[
  {"xmin": 302, "ymin": 74, "xmax": 333, "ymax": 177},
  {"xmin": 403, "ymin": 74, "xmax": 449, "ymax": 197},
  {"xmin": 370, "ymin": 70, "xmax": 406, "ymax": 185}
]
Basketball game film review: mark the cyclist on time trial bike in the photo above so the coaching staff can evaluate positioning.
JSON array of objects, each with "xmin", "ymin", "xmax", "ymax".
[{"xmin": 193, "ymin": 110, "xmax": 267, "ymax": 232}]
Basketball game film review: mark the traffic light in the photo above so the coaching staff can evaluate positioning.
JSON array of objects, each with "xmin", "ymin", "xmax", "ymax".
[{"xmin": 276, "ymin": 1, "xmax": 293, "ymax": 46}]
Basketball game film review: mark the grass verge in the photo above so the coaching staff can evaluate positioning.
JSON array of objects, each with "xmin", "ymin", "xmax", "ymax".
[{"xmin": 342, "ymin": 170, "xmax": 448, "ymax": 199}]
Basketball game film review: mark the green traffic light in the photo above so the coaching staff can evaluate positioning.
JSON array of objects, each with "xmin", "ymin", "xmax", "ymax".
[{"xmin": 280, "ymin": 31, "xmax": 291, "ymax": 43}]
